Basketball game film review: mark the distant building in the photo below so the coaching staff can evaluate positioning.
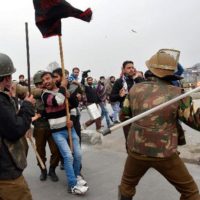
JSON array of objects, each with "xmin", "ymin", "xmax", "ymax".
[{"xmin": 182, "ymin": 63, "xmax": 200, "ymax": 88}]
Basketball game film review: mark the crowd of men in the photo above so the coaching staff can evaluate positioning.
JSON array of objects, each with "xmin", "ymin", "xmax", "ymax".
[{"xmin": 1, "ymin": 49, "xmax": 200, "ymax": 200}]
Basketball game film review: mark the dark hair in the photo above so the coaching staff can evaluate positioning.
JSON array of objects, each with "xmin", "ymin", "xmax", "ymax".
[
  {"xmin": 122, "ymin": 61, "xmax": 134, "ymax": 69},
  {"xmin": 0, "ymin": 75, "xmax": 11, "ymax": 83},
  {"xmin": 99, "ymin": 76, "xmax": 105, "ymax": 80},
  {"xmin": 144, "ymin": 70, "xmax": 156, "ymax": 79},
  {"xmin": 41, "ymin": 71, "xmax": 53, "ymax": 79},
  {"xmin": 0, "ymin": 76, "xmax": 4, "ymax": 82},
  {"xmin": 86, "ymin": 76, "xmax": 93, "ymax": 81},
  {"xmin": 72, "ymin": 67, "xmax": 80, "ymax": 72},
  {"xmin": 19, "ymin": 74, "xmax": 24, "ymax": 79},
  {"xmin": 109, "ymin": 76, "xmax": 115, "ymax": 80},
  {"xmin": 52, "ymin": 68, "xmax": 69, "ymax": 77}
]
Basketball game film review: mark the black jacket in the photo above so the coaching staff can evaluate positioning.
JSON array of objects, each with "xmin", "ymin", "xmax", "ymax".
[
  {"xmin": 84, "ymin": 85, "xmax": 101, "ymax": 104},
  {"xmin": 110, "ymin": 76, "xmax": 144, "ymax": 107},
  {"xmin": 0, "ymin": 92, "xmax": 34, "ymax": 180},
  {"xmin": 81, "ymin": 77, "xmax": 100, "ymax": 104}
]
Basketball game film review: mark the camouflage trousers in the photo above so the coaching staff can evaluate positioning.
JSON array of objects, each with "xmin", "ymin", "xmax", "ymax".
[
  {"xmin": 119, "ymin": 112, "xmax": 131, "ymax": 153},
  {"xmin": 123, "ymin": 124, "xmax": 131, "ymax": 153},
  {"xmin": 0, "ymin": 175, "xmax": 32, "ymax": 200},
  {"xmin": 119, "ymin": 152, "xmax": 200, "ymax": 200},
  {"xmin": 33, "ymin": 126, "xmax": 60, "ymax": 169}
]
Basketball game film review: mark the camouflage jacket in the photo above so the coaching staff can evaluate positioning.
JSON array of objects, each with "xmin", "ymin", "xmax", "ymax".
[{"xmin": 122, "ymin": 77, "xmax": 200, "ymax": 158}]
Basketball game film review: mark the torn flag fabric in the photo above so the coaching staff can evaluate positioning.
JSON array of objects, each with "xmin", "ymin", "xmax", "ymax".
[{"xmin": 33, "ymin": 0, "xmax": 92, "ymax": 38}]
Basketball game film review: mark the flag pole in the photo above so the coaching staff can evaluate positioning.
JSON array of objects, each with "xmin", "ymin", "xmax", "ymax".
[
  {"xmin": 102, "ymin": 86, "xmax": 200, "ymax": 136},
  {"xmin": 25, "ymin": 22, "xmax": 31, "ymax": 94},
  {"xmin": 25, "ymin": 22, "xmax": 46, "ymax": 169},
  {"xmin": 58, "ymin": 35, "xmax": 73, "ymax": 152}
]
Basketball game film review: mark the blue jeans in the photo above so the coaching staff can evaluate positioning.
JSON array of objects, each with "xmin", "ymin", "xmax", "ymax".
[
  {"xmin": 100, "ymin": 102, "xmax": 111, "ymax": 127},
  {"xmin": 52, "ymin": 128, "xmax": 81, "ymax": 188},
  {"xmin": 111, "ymin": 101, "xmax": 120, "ymax": 122}
]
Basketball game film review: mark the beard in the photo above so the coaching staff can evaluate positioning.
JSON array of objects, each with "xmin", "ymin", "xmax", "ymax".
[{"xmin": 55, "ymin": 81, "xmax": 61, "ymax": 88}]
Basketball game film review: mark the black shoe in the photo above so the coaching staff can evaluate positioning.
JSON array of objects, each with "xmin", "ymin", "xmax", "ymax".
[
  {"xmin": 120, "ymin": 195, "xmax": 133, "ymax": 200},
  {"xmin": 48, "ymin": 167, "xmax": 59, "ymax": 182},
  {"xmin": 109, "ymin": 115, "xmax": 113, "ymax": 122},
  {"xmin": 118, "ymin": 186, "xmax": 132, "ymax": 200},
  {"xmin": 60, "ymin": 162, "xmax": 64, "ymax": 170},
  {"xmin": 40, "ymin": 169, "xmax": 47, "ymax": 181}
]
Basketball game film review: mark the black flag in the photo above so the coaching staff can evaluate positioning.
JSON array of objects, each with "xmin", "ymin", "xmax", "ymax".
[{"xmin": 33, "ymin": 0, "xmax": 92, "ymax": 38}]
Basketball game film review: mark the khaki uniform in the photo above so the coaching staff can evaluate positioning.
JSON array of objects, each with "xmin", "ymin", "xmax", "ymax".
[
  {"xmin": 33, "ymin": 97, "xmax": 60, "ymax": 170},
  {"xmin": 0, "ymin": 176, "xmax": 32, "ymax": 200},
  {"xmin": 119, "ymin": 78, "xmax": 200, "ymax": 200}
]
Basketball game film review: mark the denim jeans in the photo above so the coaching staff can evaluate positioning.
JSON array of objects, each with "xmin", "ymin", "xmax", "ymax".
[
  {"xmin": 100, "ymin": 102, "xmax": 111, "ymax": 127},
  {"xmin": 111, "ymin": 101, "xmax": 120, "ymax": 122},
  {"xmin": 52, "ymin": 128, "xmax": 81, "ymax": 188}
]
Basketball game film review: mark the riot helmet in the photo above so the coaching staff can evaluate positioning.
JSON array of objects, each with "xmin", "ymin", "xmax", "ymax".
[
  {"xmin": 33, "ymin": 70, "xmax": 45, "ymax": 84},
  {"xmin": 145, "ymin": 49, "xmax": 180, "ymax": 78},
  {"xmin": 0, "ymin": 53, "xmax": 16, "ymax": 77}
]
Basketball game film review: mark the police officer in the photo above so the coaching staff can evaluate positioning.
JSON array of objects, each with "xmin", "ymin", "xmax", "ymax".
[
  {"xmin": 119, "ymin": 49, "xmax": 200, "ymax": 200},
  {"xmin": 0, "ymin": 53, "xmax": 35, "ymax": 200},
  {"xmin": 32, "ymin": 71, "xmax": 60, "ymax": 181}
]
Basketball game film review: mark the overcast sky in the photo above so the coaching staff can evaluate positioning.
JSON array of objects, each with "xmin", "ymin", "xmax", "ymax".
[{"xmin": 1, "ymin": 0, "xmax": 200, "ymax": 80}]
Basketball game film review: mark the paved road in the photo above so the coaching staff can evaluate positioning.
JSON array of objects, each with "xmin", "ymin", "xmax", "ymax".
[{"xmin": 24, "ymin": 113, "xmax": 200, "ymax": 200}]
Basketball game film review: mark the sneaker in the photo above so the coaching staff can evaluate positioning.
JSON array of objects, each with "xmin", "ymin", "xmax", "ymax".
[
  {"xmin": 114, "ymin": 120, "xmax": 120, "ymax": 124},
  {"xmin": 71, "ymin": 184, "xmax": 89, "ymax": 195},
  {"xmin": 77, "ymin": 175, "xmax": 87, "ymax": 186}
]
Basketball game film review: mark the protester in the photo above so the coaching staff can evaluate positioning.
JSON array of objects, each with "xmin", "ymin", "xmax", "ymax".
[
  {"xmin": 110, "ymin": 61, "xmax": 144, "ymax": 151},
  {"xmin": 105, "ymin": 76, "xmax": 116, "ymax": 100},
  {"xmin": 69, "ymin": 67, "xmax": 80, "ymax": 83},
  {"xmin": 0, "ymin": 53, "xmax": 35, "ymax": 200},
  {"xmin": 41, "ymin": 71, "xmax": 88, "ymax": 195},
  {"xmin": 119, "ymin": 49, "xmax": 200, "ymax": 200},
  {"xmin": 96, "ymin": 76, "xmax": 112, "ymax": 128},
  {"xmin": 32, "ymin": 71, "xmax": 60, "ymax": 181},
  {"xmin": 172, "ymin": 62, "xmax": 185, "ymax": 86},
  {"xmin": 82, "ymin": 76, "xmax": 102, "ymax": 131},
  {"xmin": 18, "ymin": 74, "xmax": 28, "ymax": 86},
  {"xmin": 53, "ymin": 68, "xmax": 83, "ymax": 143},
  {"xmin": 53, "ymin": 67, "xmax": 83, "ymax": 170},
  {"xmin": 105, "ymin": 76, "xmax": 120, "ymax": 123}
]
